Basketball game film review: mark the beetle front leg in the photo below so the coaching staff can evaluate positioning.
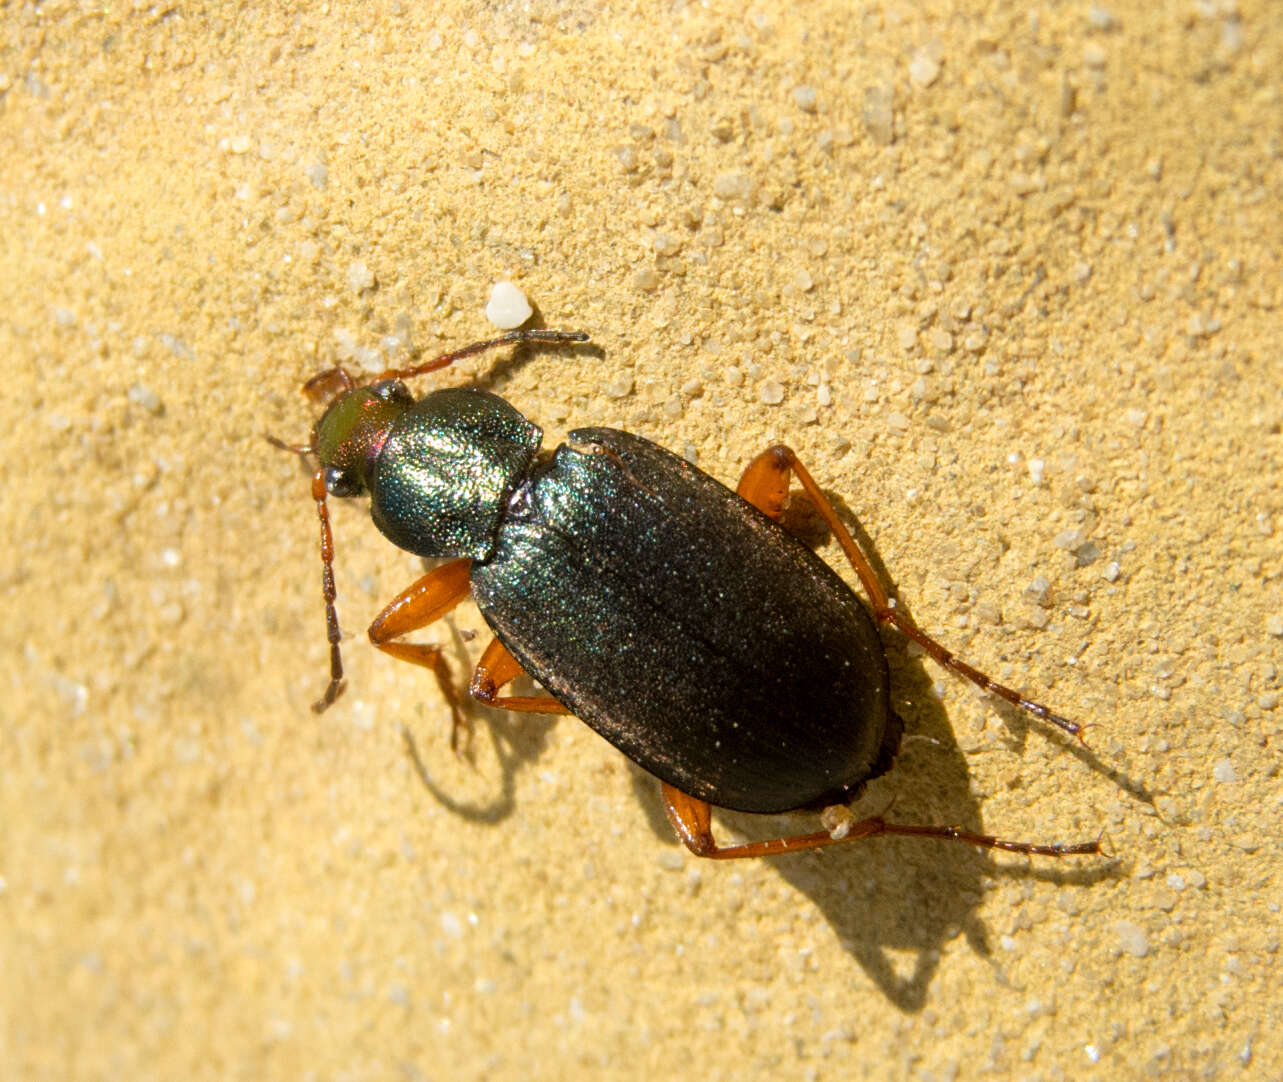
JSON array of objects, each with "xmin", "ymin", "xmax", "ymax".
[
  {"xmin": 368, "ymin": 559, "xmax": 473, "ymax": 751},
  {"xmin": 470, "ymin": 638, "xmax": 571, "ymax": 715},
  {"xmin": 737, "ymin": 446, "xmax": 1087, "ymax": 742},
  {"xmin": 662, "ymin": 783, "xmax": 1100, "ymax": 860}
]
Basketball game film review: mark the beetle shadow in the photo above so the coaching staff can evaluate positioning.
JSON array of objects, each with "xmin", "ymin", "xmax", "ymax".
[
  {"xmin": 623, "ymin": 487, "xmax": 1124, "ymax": 1012},
  {"xmin": 829, "ymin": 489, "xmax": 1157, "ymax": 811},
  {"xmin": 399, "ymin": 615, "xmax": 561, "ymax": 825},
  {"xmin": 401, "ymin": 709, "xmax": 560, "ymax": 825},
  {"xmin": 629, "ymin": 645, "xmax": 1118, "ymax": 1012}
]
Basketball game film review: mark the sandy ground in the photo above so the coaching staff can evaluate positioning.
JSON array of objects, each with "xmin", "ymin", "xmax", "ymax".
[{"xmin": 2, "ymin": 2, "xmax": 1280, "ymax": 1079}]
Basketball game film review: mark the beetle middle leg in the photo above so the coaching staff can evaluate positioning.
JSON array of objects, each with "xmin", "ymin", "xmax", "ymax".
[
  {"xmin": 470, "ymin": 638, "xmax": 570, "ymax": 715},
  {"xmin": 368, "ymin": 559, "xmax": 474, "ymax": 751},
  {"xmin": 738, "ymin": 446, "xmax": 1086, "ymax": 741},
  {"xmin": 662, "ymin": 783, "xmax": 1100, "ymax": 860}
]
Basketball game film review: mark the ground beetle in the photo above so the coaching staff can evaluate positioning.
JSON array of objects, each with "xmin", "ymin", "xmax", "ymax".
[{"xmin": 272, "ymin": 329, "xmax": 1100, "ymax": 861}]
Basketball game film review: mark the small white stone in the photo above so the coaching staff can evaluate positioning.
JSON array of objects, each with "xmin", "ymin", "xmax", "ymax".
[
  {"xmin": 713, "ymin": 171, "xmax": 752, "ymax": 202},
  {"xmin": 484, "ymin": 281, "xmax": 533, "ymax": 330},
  {"xmin": 909, "ymin": 52, "xmax": 940, "ymax": 88},
  {"xmin": 759, "ymin": 380, "xmax": 785, "ymax": 405},
  {"xmin": 652, "ymin": 233, "xmax": 682, "ymax": 256},
  {"xmin": 603, "ymin": 374, "xmax": 633, "ymax": 399},
  {"xmin": 792, "ymin": 84, "xmax": 818, "ymax": 113},
  {"xmin": 1114, "ymin": 921, "xmax": 1150, "ymax": 958},
  {"xmin": 346, "ymin": 261, "xmax": 375, "ymax": 294},
  {"xmin": 1212, "ymin": 760, "xmax": 1237, "ymax": 784},
  {"xmin": 1088, "ymin": 4, "xmax": 1116, "ymax": 30}
]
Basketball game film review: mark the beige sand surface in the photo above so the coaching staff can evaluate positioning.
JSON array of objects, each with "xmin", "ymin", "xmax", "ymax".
[{"xmin": 2, "ymin": 3, "xmax": 1280, "ymax": 1079}]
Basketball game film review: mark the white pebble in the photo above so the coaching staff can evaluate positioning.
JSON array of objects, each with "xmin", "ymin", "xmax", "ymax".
[
  {"xmin": 713, "ymin": 171, "xmax": 752, "ymax": 202},
  {"xmin": 603, "ymin": 374, "xmax": 633, "ymax": 399},
  {"xmin": 652, "ymin": 233, "xmax": 682, "ymax": 256},
  {"xmin": 128, "ymin": 384, "xmax": 163, "ymax": 415},
  {"xmin": 484, "ymin": 281, "xmax": 532, "ymax": 330},
  {"xmin": 347, "ymin": 261, "xmax": 375, "ymax": 293},
  {"xmin": 1088, "ymin": 4, "xmax": 1116, "ymax": 30},
  {"xmin": 759, "ymin": 380, "xmax": 785, "ymax": 405},
  {"xmin": 1114, "ymin": 921, "xmax": 1150, "ymax": 958},
  {"xmin": 792, "ymin": 84, "xmax": 818, "ymax": 113},
  {"xmin": 1212, "ymin": 760, "xmax": 1237, "ymax": 784},
  {"xmin": 909, "ymin": 52, "xmax": 940, "ymax": 88}
]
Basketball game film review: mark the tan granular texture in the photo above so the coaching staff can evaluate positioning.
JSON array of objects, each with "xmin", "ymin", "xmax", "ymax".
[{"xmin": 2, "ymin": 3, "xmax": 1279, "ymax": 1080}]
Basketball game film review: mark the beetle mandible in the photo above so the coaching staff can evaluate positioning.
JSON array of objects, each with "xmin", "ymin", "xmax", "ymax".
[{"xmin": 273, "ymin": 329, "xmax": 1100, "ymax": 860}]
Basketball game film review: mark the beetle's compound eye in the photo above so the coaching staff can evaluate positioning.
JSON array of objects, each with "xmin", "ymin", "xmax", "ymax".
[
  {"xmin": 323, "ymin": 465, "xmax": 361, "ymax": 498},
  {"xmin": 370, "ymin": 379, "xmax": 411, "ymax": 403}
]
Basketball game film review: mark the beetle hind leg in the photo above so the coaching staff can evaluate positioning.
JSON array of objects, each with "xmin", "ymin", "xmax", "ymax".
[
  {"xmin": 470, "ymin": 638, "xmax": 571, "ymax": 715},
  {"xmin": 662, "ymin": 783, "xmax": 1100, "ymax": 860},
  {"xmin": 737, "ymin": 446, "xmax": 1087, "ymax": 742}
]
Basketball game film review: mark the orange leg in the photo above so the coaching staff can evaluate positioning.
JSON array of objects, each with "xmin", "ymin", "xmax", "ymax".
[
  {"xmin": 470, "ymin": 638, "xmax": 571, "ymax": 715},
  {"xmin": 368, "ymin": 559, "xmax": 474, "ymax": 750},
  {"xmin": 739, "ymin": 446, "xmax": 1086, "ymax": 741},
  {"xmin": 662, "ymin": 783, "xmax": 1100, "ymax": 860},
  {"xmin": 668, "ymin": 446, "xmax": 1100, "ymax": 861}
]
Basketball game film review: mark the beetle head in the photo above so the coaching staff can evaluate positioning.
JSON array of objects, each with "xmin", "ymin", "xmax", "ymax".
[{"xmin": 312, "ymin": 379, "xmax": 415, "ymax": 498}]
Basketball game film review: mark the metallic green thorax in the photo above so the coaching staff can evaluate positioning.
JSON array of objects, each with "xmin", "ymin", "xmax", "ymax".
[{"xmin": 368, "ymin": 387, "xmax": 542, "ymax": 560}]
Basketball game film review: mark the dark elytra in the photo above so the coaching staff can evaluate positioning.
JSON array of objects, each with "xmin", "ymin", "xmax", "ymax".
[
  {"xmin": 467, "ymin": 425, "xmax": 899, "ymax": 814},
  {"xmin": 275, "ymin": 329, "xmax": 1100, "ymax": 861}
]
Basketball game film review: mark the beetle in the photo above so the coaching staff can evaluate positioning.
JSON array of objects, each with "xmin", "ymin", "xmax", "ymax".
[{"xmin": 272, "ymin": 328, "xmax": 1100, "ymax": 860}]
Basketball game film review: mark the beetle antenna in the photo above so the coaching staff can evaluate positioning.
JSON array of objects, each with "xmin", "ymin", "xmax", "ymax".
[
  {"xmin": 265, "ymin": 433, "xmax": 315, "ymax": 457},
  {"xmin": 376, "ymin": 329, "xmax": 590, "ymax": 383}
]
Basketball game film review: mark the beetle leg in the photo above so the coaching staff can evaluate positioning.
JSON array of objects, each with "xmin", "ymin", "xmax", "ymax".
[
  {"xmin": 470, "ymin": 638, "xmax": 571, "ymax": 715},
  {"xmin": 368, "ymin": 559, "xmax": 473, "ymax": 751},
  {"xmin": 738, "ymin": 446, "xmax": 1087, "ymax": 742},
  {"xmin": 306, "ymin": 467, "xmax": 345, "ymax": 714},
  {"xmin": 661, "ymin": 783, "xmax": 1100, "ymax": 860}
]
